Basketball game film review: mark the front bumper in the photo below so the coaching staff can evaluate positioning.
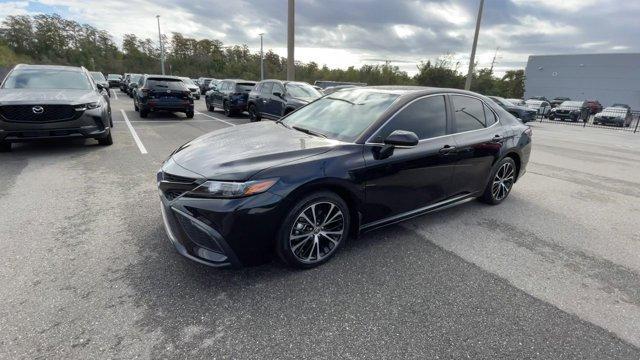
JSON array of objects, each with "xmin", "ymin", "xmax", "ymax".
[
  {"xmin": 0, "ymin": 109, "xmax": 110, "ymax": 142},
  {"xmin": 142, "ymin": 99, "xmax": 194, "ymax": 112},
  {"xmin": 594, "ymin": 117, "xmax": 623, "ymax": 126}
]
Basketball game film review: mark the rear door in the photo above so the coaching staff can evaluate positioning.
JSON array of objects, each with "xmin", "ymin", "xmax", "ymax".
[
  {"xmin": 258, "ymin": 82, "xmax": 273, "ymax": 117},
  {"xmin": 213, "ymin": 81, "xmax": 227, "ymax": 107},
  {"xmin": 267, "ymin": 82, "xmax": 287, "ymax": 117},
  {"xmin": 448, "ymin": 94, "xmax": 507, "ymax": 196}
]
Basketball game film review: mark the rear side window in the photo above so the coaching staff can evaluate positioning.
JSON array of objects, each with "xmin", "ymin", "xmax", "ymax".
[
  {"xmin": 451, "ymin": 95, "xmax": 486, "ymax": 132},
  {"xmin": 272, "ymin": 83, "xmax": 285, "ymax": 95},
  {"xmin": 260, "ymin": 82, "xmax": 273, "ymax": 95},
  {"xmin": 484, "ymin": 104, "xmax": 497, "ymax": 125},
  {"xmin": 374, "ymin": 95, "xmax": 447, "ymax": 141},
  {"xmin": 146, "ymin": 78, "xmax": 187, "ymax": 90},
  {"xmin": 237, "ymin": 83, "xmax": 256, "ymax": 92}
]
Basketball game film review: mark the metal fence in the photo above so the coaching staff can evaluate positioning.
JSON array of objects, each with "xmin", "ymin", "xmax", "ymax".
[{"xmin": 532, "ymin": 104, "xmax": 640, "ymax": 133}]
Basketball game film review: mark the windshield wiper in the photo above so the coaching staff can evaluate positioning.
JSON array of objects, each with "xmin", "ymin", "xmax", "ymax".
[
  {"xmin": 326, "ymin": 97, "xmax": 358, "ymax": 105},
  {"xmin": 292, "ymin": 125, "xmax": 327, "ymax": 138}
]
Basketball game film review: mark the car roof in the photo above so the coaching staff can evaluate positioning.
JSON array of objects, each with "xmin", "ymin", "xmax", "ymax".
[
  {"xmin": 221, "ymin": 79, "xmax": 255, "ymax": 83},
  {"xmin": 14, "ymin": 64, "xmax": 84, "ymax": 72},
  {"xmin": 351, "ymin": 85, "xmax": 489, "ymax": 98}
]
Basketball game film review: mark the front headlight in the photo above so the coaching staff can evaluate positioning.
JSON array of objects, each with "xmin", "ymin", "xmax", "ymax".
[
  {"xmin": 74, "ymin": 102, "xmax": 101, "ymax": 111},
  {"xmin": 187, "ymin": 179, "xmax": 278, "ymax": 198}
]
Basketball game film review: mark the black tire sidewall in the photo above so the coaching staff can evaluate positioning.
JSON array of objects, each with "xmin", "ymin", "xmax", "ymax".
[
  {"xmin": 276, "ymin": 191, "xmax": 350, "ymax": 269},
  {"xmin": 480, "ymin": 157, "xmax": 516, "ymax": 205}
]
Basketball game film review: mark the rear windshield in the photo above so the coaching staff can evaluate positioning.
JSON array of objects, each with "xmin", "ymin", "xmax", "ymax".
[
  {"xmin": 129, "ymin": 75, "xmax": 142, "ymax": 82},
  {"xmin": 2, "ymin": 69, "xmax": 92, "ymax": 90},
  {"xmin": 236, "ymin": 83, "xmax": 255, "ymax": 92},
  {"xmin": 146, "ymin": 78, "xmax": 188, "ymax": 90},
  {"xmin": 107, "ymin": 74, "xmax": 121, "ymax": 80},
  {"xmin": 180, "ymin": 78, "xmax": 195, "ymax": 86},
  {"xmin": 561, "ymin": 101, "xmax": 583, "ymax": 107}
]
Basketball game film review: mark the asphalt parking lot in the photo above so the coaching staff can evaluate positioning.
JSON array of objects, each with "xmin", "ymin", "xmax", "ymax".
[{"xmin": 1, "ymin": 90, "xmax": 640, "ymax": 359}]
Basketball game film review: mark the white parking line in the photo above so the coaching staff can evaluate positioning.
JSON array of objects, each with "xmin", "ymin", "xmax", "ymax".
[
  {"xmin": 120, "ymin": 109, "xmax": 148, "ymax": 154},
  {"xmin": 195, "ymin": 111, "xmax": 236, "ymax": 126},
  {"xmin": 112, "ymin": 90, "xmax": 118, "ymax": 100}
]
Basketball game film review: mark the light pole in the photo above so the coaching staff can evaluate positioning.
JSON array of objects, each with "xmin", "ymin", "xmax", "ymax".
[
  {"xmin": 287, "ymin": 0, "xmax": 295, "ymax": 80},
  {"xmin": 464, "ymin": 0, "xmax": 484, "ymax": 90},
  {"xmin": 259, "ymin": 33, "xmax": 265, "ymax": 80},
  {"xmin": 156, "ymin": 15, "xmax": 165, "ymax": 75}
]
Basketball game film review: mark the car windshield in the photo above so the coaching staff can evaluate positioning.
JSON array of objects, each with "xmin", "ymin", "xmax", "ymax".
[
  {"xmin": 90, "ymin": 72, "xmax": 106, "ymax": 82},
  {"xmin": 107, "ymin": 74, "xmax": 121, "ymax": 80},
  {"xmin": 129, "ymin": 75, "xmax": 142, "ymax": 83},
  {"xmin": 2, "ymin": 68, "xmax": 92, "ymax": 90},
  {"xmin": 490, "ymin": 97, "xmax": 512, "ymax": 108},
  {"xmin": 561, "ymin": 101, "xmax": 583, "ymax": 107},
  {"xmin": 286, "ymin": 82, "xmax": 322, "ymax": 99},
  {"xmin": 281, "ymin": 88, "xmax": 400, "ymax": 142},
  {"xmin": 146, "ymin": 78, "xmax": 187, "ymax": 90},
  {"xmin": 600, "ymin": 107, "xmax": 627, "ymax": 115},
  {"xmin": 525, "ymin": 100, "xmax": 542, "ymax": 106},
  {"xmin": 179, "ymin": 77, "xmax": 196, "ymax": 86}
]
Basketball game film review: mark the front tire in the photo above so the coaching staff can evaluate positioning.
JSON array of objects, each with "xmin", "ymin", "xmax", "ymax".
[
  {"xmin": 276, "ymin": 191, "xmax": 350, "ymax": 269},
  {"xmin": 223, "ymin": 101, "xmax": 232, "ymax": 117},
  {"xmin": 186, "ymin": 110, "xmax": 194, "ymax": 119},
  {"xmin": 479, "ymin": 157, "xmax": 516, "ymax": 205},
  {"xmin": 140, "ymin": 108, "xmax": 149, "ymax": 118},
  {"xmin": 98, "ymin": 130, "xmax": 113, "ymax": 146},
  {"xmin": 248, "ymin": 104, "xmax": 261, "ymax": 122}
]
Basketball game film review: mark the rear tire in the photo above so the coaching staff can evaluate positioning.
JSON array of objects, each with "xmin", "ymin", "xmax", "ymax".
[
  {"xmin": 479, "ymin": 157, "xmax": 516, "ymax": 205},
  {"xmin": 186, "ymin": 110, "xmax": 194, "ymax": 119},
  {"xmin": 207, "ymin": 102, "xmax": 214, "ymax": 112},
  {"xmin": 223, "ymin": 101, "xmax": 232, "ymax": 117},
  {"xmin": 0, "ymin": 141, "xmax": 12, "ymax": 152},
  {"xmin": 276, "ymin": 191, "xmax": 350, "ymax": 269},
  {"xmin": 98, "ymin": 130, "xmax": 113, "ymax": 146},
  {"xmin": 140, "ymin": 108, "xmax": 149, "ymax": 118}
]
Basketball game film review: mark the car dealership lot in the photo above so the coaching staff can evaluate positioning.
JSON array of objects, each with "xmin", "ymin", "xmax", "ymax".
[{"xmin": 1, "ymin": 91, "xmax": 640, "ymax": 359}]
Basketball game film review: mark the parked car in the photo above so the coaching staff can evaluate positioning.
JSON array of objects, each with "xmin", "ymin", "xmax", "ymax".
[
  {"xmin": 107, "ymin": 74, "xmax": 122, "ymax": 88},
  {"xmin": 313, "ymin": 80, "xmax": 367, "ymax": 89},
  {"xmin": 585, "ymin": 100, "xmax": 603, "ymax": 114},
  {"xmin": 178, "ymin": 77, "xmax": 201, "ymax": 100},
  {"xmin": 525, "ymin": 99, "xmax": 551, "ymax": 117},
  {"xmin": 611, "ymin": 103, "xmax": 631, "ymax": 110},
  {"xmin": 0, "ymin": 64, "xmax": 113, "ymax": 152},
  {"xmin": 549, "ymin": 101, "xmax": 590, "ymax": 122},
  {"xmin": 205, "ymin": 79, "xmax": 256, "ymax": 116},
  {"xmin": 133, "ymin": 75, "xmax": 194, "ymax": 118},
  {"xmin": 157, "ymin": 87, "xmax": 531, "ymax": 268},
  {"xmin": 89, "ymin": 71, "xmax": 110, "ymax": 98},
  {"xmin": 197, "ymin": 77, "xmax": 215, "ymax": 93},
  {"xmin": 506, "ymin": 98, "xmax": 525, "ymax": 106},
  {"xmin": 126, "ymin": 74, "xmax": 143, "ymax": 97},
  {"xmin": 593, "ymin": 106, "xmax": 633, "ymax": 127},
  {"xmin": 488, "ymin": 96, "xmax": 538, "ymax": 123},
  {"xmin": 550, "ymin": 97, "xmax": 571, "ymax": 108},
  {"xmin": 529, "ymin": 96, "xmax": 550, "ymax": 102},
  {"xmin": 247, "ymin": 80, "xmax": 322, "ymax": 122},
  {"xmin": 120, "ymin": 73, "xmax": 131, "ymax": 92}
]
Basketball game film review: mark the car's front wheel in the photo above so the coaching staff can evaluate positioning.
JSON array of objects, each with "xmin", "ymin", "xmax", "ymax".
[
  {"xmin": 277, "ymin": 191, "xmax": 350, "ymax": 269},
  {"xmin": 98, "ymin": 129, "xmax": 113, "ymax": 146},
  {"xmin": 186, "ymin": 110, "xmax": 194, "ymax": 119},
  {"xmin": 248, "ymin": 104, "xmax": 261, "ymax": 122},
  {"xmin": 479, "ymin": 157, "xmax": 516, "ymax": 205},
  {"xmin": 0, "ymin": 141, "xmax": 12, "ymax": 152}
]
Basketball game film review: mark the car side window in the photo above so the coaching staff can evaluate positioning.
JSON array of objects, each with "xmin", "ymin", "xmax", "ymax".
[
  {"xmin": 451, "ymin": 95, "xmax": 486, "ymax": 132},
  {"xmin": 374, "ymin": 95, "xmax": 447, "ymax": 141},
  {"xmin": 254, "ymin": 83, "xmax": 262, "ymax": 92},
  {"xmin": 484, "ymin": 104, "xmax": 497, "ymax": 125},
  {"xmin": 273, "ymin": 83, "xmax": 285, "ymax": 96},
  {"xmin": 261, "ymin": 82, "xmax": 273, "ymax": 95}
]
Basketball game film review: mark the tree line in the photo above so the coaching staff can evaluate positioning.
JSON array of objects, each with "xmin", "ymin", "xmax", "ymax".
[{"xmin": 0, "ymin": 14, "xmax": 524, "ymax": 98}]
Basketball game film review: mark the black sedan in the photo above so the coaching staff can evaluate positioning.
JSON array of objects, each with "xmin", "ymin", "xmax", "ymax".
[
  {"xmin": 158, "ymin": 87, "xmax": 532, "ymax": 268},
  {"xmin": 488, "ymin": 96, "xmax": 538, "ymax": 123}
]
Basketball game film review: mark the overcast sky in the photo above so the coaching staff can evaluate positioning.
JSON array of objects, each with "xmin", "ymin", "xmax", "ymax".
[{"xmin": 1, "ymin": 0, "xmax": 639, "ymax": 75}]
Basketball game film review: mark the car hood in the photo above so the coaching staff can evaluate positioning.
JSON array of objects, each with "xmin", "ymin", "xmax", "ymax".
[
  {"xmin": 595, "ymin": 109, "xmax": 626, "ymax": 118},
  {"xmin": 0, "ymin": 89, "xmax": 99, "ymax": 104},
  {"xmin": 170, "ymin": 121, "xmax": 339, "ymax": 180}
]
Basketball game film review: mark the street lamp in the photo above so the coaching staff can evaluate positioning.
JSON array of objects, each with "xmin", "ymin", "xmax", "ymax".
[
  {"xmin": 156, "ymin": 15, "xmax": 165, "ymax": 75},
  {"xmin": 259, "ymin": 33, "xmax": 265, "ymax": 80},
  {"xmin": 464, "ymin": 0, "xmax": 484, "ymax": 90},
  {"xmin": 287, "ymin": 0, "xmax": 295, "ymax": 80}
]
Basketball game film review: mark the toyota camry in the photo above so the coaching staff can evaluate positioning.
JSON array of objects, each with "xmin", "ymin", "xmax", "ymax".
[{"xmin": 158, "ymin": 87, "xmax": 532, "ymax": 269}]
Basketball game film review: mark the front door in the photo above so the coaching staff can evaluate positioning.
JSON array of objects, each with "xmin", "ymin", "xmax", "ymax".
[{"xmin": 360, "ymin": 95, "xmax": 458, "ymax": 224}]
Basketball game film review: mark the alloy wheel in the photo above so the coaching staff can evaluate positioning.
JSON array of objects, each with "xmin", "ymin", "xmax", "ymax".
[
  {"xmin": 491, "ymin": 162, "xmax": 515, "ymax": 201},
  {"xmin": 289, "ymin": 201, "xmax": 345, "ymax": 264}
]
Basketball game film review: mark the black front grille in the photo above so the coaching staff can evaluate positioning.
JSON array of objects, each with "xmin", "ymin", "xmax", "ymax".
[
  {"xmin": 175, "ymin": 211, "xmax": 223, "ymax": 253},
  {"xmin": 0, "ymin": 104, "xmax": 78, "ymax": 123},
  {"xmin": 163, "ymin": 172, "xmax": 196, "ymax": 184}
]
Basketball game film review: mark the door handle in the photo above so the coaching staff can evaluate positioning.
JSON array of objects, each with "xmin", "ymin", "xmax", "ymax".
[{"xmin": 438, "ymin": 145, "xmax": 456, "ymax": 154}]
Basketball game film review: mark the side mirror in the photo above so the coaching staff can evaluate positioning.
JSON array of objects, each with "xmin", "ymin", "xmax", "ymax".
[
  {"xmin": 96, "ymin": 83, "xmax": 104, "ymax": 91},
  {"xmin": 384, "ymin": 130, "xmax": 419, "ymax": 147}
]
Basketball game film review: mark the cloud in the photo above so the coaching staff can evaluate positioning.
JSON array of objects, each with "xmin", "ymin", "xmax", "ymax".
[{"xmin": 0, "ymin": 0, "xmax": 638, "ymax": 76}]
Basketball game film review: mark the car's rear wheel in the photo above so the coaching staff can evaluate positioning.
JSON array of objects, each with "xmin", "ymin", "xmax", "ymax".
[
  {"xmin": 223, "ymin": 101, "xmax": 232, "ymax": 117},
  {"xmin": 248, "ymin": 104, "xmax": 261, "ymax": 122},
  {"xmin": 140, "ymin": 108, "xmax": 149, "ymax": 118},
  {"xmin": 134, "ymin": 99, "xmax": 139, "ymax": 112},
  {"xmin": 206, "ymin": 100, "xmax": 214, "ymax": 112},
  {"xmin": 479, "ymin": 157, "xmax": 516, "ymax": 205},
  {"xmin": 277, "ymin": 191, "xmax": 350, "ymax": 269},
  {"xmin": 0, "ymin": 141, "xmax": 12, "ymax": 152},
  {"xmin": 186, "ymin": 110, "xmax": 194, "ymax": 119}
]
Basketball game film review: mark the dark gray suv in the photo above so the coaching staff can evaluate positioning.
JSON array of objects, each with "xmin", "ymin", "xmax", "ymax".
[{"xmin": 0, "ymin": 64, "xmax": 112, "ymax": 152}]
